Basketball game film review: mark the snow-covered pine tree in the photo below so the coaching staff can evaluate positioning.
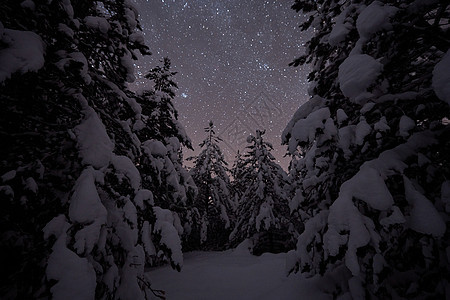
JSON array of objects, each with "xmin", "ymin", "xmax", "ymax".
[
  {"xmin": 137, "ymin": 57, "xmax": 192, "ymax": 148},
  {"xmin": 133, "ymin": 57, "xmax": 198, "ymax": 255},
  {"xmin": 230, "ymin": 130, "xmax": 294, "ymax": 255},
  {"xmin": 285, "ymin": 0, "xmax": 450, "ymax": 298},
  {"xmin": 188, "ymin": 121, "xmax": 233, "ymax": 249},
  {"xmin": 0, "ymin": 1, "xmax": 187, "ymax": 298}
]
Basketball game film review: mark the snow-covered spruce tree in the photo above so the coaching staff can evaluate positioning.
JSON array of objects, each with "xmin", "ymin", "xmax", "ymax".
[
  {"xmin": 285, "ymin": 0, "xmax": 450, "ymax": 298},
  {"xmin": 188, "ymin": 121, "xmax": 233, "ymax": 249},
  {"xmin": 133, "ymin": 57, "xmax": 198, "ymax": 254},
  {"xmin": 0, "ymin": 1, "xmax": 186, "ymax": 298},
  {"xmin": 137, "ymin": 57, "xmax": 193, "ymax": 147},
  {"xmin": 230, "ymin": 130, "xmax": 294, "ymax": 255}
]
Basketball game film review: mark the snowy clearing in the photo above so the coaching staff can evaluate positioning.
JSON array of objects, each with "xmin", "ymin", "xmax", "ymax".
[{"xmin": 148, "ymin": 250, "xmax": 331, "ymax": 300}]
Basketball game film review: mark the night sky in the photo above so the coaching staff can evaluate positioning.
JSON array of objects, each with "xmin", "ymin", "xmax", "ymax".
[{"xmin": 132, "ymin": 0, "xmax": 311, "ymax": 169}]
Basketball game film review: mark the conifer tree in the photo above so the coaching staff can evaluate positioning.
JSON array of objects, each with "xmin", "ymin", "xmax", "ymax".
[
  {"xmin": 188, "ymin": 121, "xmax": 233, "ymax": 249},
  {"xmin": 135, "ymin": 59, "xmax": 196, "ymax": 209},
  {"xmin": 230, "ymin": 130, "xmax": 294, "ymax": 255},
  {"xmin": 133, "ymin": 57, "xmax": 197, "ymax": 254},
  {"xmin": 137, "ymin": 57, "xmax": 192, "ymax": 148},
  {"xmin": 285, "ymin": 1, "xmax": 450, "ymax": 298},
  {"xmin": 0, "ymin": 1, "xmax": 189, "ymax": 298}
]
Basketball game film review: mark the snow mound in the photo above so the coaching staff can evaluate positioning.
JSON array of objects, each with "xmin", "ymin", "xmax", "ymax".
[
  {"xmin": 56, "ymin": 52, "xmax": 91, "ymax": 84},
  {"xmin": 121, "ymin": 51, "xmax": 135, "ymax": 83},
  {"xmin": 355, "ymin": 119, "xmax": 371, "ymax": 145},
  {"xmin": 84, "ymin": 16, "xmax": 110, "ymax": 34},
  {"xmin": 111, "ymin": 155, "xmax": 141, "ymax": 191},
  {"xmin": 288, "ymin": 107, "xmax": 331, "ymax": 152},
  {"xmin": 134, "ymin": 189, "xmax": 154, "ymax": 208},
  {"xmin": 0, "ymin": 27, "xmax": 45, "ymax": 82},
  {"xmin": 336, "ymin": 109, "xmax": 348, "ymax": 124},
  {"xmin": 74, "ymin": 106, "xmax": 114, "ymax": 169},
  {"xmin": 342, "ymin": 166, "xmax": 393, "ymax": 210},
  {"xmin": 374, "ymin": 116, "xmax": 390, "ymax": 132},
  {"xmin": 404, "ymin": 177, "xmax": 445, "ymax": 237},
  {"xmin": 153, "ymin": 207, "xmax": 183, "ymax": 268},
  {"xmin": 255, "ymin": 199, "xmax": 275, "ymax": 231},
  {"xmin": 46, "ymin": 233, "xmax": 96, "ymax": 300},
  {"xmin": 283, "ymin": 96, "xmax": 326, "ymax": 146},
  {"xmin": 328, "ymin": 7, "xmax": 353, "ymax": 46},
  {"xmin": 338, "ymin": 125, "xmax": 356, "ymax": 158},
  {"xmin": 43, "ymin": 215, "xmax": 68, "ymax": 240},
  {"xmin": 329, "ymin": 22, "xmax": 351, "ymax": 46},
  {"xmin": 356, "ymin": 1, "xmax": 397, "ymax": 40},
  {"xmin": 1, "ymin": 170, "xmax": 16, "ymax": 182},
  {"xmin": 68, "ymin": 167, "xmax": 107, "ymax": 254},
  {"xmin": 142, "ymin": 139, "xmax": 167, "ymax": 157},
  {"xmin": 21, "ymin": 0, "xmax": 35, "ymax": 10},
  {"xmin": 25, "ymin": 177, "xmax": 38, "ymax": 193},
  {"xmin": 69, "ymin": 167, "xmax": 107, "ymax": 224},
  {"xmin": 398, "ymin": 115, "xmax": 415, "ymax": 137},
  {"xmin": 129, "ymin": 32, "xmax": 145, "ymax": 44},
  {"xmin": 338, "ymin": 54, "xmax": 383, "ymax": 101},
  {"xmin": 233, "ymin": 239, "xmax": 254, "ymax": 255},
  {"xmin": 432, "ymin": 49, "xmax": 450, "ymax": 105}
]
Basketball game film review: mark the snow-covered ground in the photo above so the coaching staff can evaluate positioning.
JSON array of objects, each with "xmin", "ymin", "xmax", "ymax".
[{"xmin": 148, "ymin": 248, "xmax": 331, "ymax": 300}]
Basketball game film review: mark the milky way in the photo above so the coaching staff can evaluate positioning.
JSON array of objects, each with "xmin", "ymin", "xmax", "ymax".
[{"xmin": 132, "ymin": 0, "xmax": 310, "ymax": 169}]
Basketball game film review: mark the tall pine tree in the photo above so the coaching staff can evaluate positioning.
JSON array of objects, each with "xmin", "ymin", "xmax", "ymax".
[
  {"xmin": 134, "ymin": 58, "xmax": 198, "ymax": 254},
  {"xmin": 230, "ymin": 130, "xmax": 294, "ymax": 255},
  {"xmin": 188, "ymin": 121, "xmax": 233, "ymax": 249},
  {"xmin": 131, "ymin": 57, "xmax": 197, "ymax": 269}
]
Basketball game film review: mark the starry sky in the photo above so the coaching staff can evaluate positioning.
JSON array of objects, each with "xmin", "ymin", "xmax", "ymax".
[{"xmin": 132, "ymin": 0, "xmax": 310, "ymax": 169}]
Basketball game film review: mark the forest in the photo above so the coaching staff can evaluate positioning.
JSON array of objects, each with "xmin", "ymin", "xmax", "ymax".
[{"xmin": 0, "ymin": 0, "xmax": 449, "ymax": 299}]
